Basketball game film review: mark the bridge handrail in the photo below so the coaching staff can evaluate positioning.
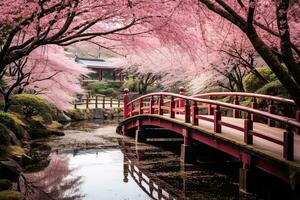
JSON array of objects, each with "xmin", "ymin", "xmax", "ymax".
[
  {"xmin": 192, "ymin": 92, "xmax": 295, "ymax": 105},
  {"xmin": 126, "ymin": 92, "xmax": 300, "ymax": 129}
]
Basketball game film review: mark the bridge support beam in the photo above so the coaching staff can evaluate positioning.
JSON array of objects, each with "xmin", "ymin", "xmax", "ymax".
[
  {"xmin": 239, "ymin": 167, "xmax": 255, "ymax": 193},
  {"xmin": 135, "ymin": 128, "xmax": 147, "ymax": 143},
  {"xmin": 290, "ymin": 171, "xmax": 300, "ymax": 200},
  {"xmin": 180, "ymin": 128, "xmax": 195, "ymax": 163},
  {"xmin": 239, "ymin": 155, "xmax": 255, "ymax": 194},
  {"xmin": 180, "ymin": 144, "xmax": 195, "ymax": 163}
]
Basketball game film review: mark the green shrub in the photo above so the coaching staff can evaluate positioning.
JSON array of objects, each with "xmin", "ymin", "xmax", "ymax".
[
  {"xmin": 86, "ymin": 81, "xmax": 122, "ymax": 97},
  {"xmin": 0, "ymin": 112, "xmax": 24, "ymax": 140},
  {"xmin": 243, "ymin": 66, "xmax": 277, "ymax": 92},
  {"xmin": 256, "ymin": 80, "xmax": 289, "ymax": 98},
  {"xmin": 11, "ymin": 94, "xmax": 52, "ymax": 122},
  {"xmin": 0, "ymin": 123, "xmax": 10, "ymax": 146},
  {"xmin": 123, "ymin": 78, "xmax": 137, "ymax": 92}
]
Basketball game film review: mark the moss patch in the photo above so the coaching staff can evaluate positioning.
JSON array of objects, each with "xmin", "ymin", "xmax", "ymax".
[
  {"xmin": 0, "ymin": 124, "xmax": 10, "ymax": 146},
  {"xmin": 0, "ymin": 112, "xmax": 25, "ymax": 140},
  {"xmin": 0, "ymin": 190, "xmax": 22, "ymax": 200},
  {"xmin": 6, "ymin": 146, "xmax": 25, "ymax": 158}
]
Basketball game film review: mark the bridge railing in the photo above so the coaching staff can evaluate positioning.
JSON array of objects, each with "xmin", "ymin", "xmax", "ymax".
[
  {"xmin": 192, "ymin": 92, "xmax": 298, "ymax": 126},
  {"xmin": 123, "ymin": 89, "xmax": 300, "ymax": 161}
]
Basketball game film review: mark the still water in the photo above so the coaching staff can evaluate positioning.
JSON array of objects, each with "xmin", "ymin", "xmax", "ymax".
[{"xmin": 23, "ymin": 121, "xmax": 263, "ymax": 200}]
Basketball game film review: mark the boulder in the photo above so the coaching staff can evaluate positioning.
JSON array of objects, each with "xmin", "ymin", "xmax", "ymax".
[
  {"xmin": 0, "ymin": 190, "xmax": 23, "ymax": 200},
  {"xmin": 0, "ymin": 159, "xmax": 22, "ymax": 181},
  {"xmin": 28, "ymin": 129, "xmax": 65, "ymax": 139},
  {"xmin": 0, "ymin": 179, "xmax": 12, "ymax": 190},
  {"xmin": 56, "ymin": 111, "xmax": 71, "ymax": 122},
  {"xmin": 7, "ymin": 130, "xmax": 21, "ymax": 146}
]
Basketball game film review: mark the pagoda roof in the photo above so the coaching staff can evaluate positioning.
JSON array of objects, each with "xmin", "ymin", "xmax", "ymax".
[{"xmin": 75, "ymin": 56, "xmax": 114, "ymax": 69}]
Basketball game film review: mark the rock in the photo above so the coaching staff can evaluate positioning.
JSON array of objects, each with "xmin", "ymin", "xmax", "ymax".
[
  {"xmin": 0, "ymin": 159, "xmax": 22, "ymax": 181},
  {"xmin": 93, "ymin": 108, "xmax": 104, "ymax": 119},
  {"xmin": 7, "ymin": 130, "xmax": 21, "ymax": 146},
  {"xmin": 0, "ymin": 179, "xmax": 12, "ymax": 190},
  {"xmin": 0, "ymin": 190, "xmax": 23, "ymax": 200},
  {"xmin": 28, "ymin": 128, "xmax": 64, "ymax": 139},
  {"xmin": 0, "ymin": 124, "xmax": 11, "ymax": 146},
  {"xmin": 23, "ymin": 143, "xmax": 51, "ymax": 172},
  {"xmin": 56, "ymin": 111, "xmax": 71, "ymax": 122}
]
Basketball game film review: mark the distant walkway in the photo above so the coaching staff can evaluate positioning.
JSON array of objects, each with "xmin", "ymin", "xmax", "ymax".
[{"xmin": 72, "ymin": 94, "xmax": 123, "ymax": 109}]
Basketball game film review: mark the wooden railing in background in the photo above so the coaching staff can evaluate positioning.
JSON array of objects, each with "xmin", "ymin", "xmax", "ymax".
[{"xmin": 73, "ymin": 94, "xmax": 123, "ymax": 109}]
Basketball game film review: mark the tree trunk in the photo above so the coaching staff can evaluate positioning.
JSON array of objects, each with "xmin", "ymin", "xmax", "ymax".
[
  {"xmin": 244, "ymin": 26, "xmax": 300, "ymax": 107},
  {"xmin": 3, "ymin": 95, "xmax": 11, "ymax": 112}
]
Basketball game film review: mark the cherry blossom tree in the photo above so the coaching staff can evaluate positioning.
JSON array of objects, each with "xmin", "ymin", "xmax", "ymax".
[
  {"xmin": 195, "ymin": 0, "xmax": 300, "ymax": 106},
  {"xmin": 1, "ymin": 45, "xmax": 88, "ymax": 111}
]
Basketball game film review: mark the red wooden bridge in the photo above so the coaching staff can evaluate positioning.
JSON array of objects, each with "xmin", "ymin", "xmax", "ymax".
[{"xmin": 117, "ymin": 88, "xmax": 300, "ymax": 198}]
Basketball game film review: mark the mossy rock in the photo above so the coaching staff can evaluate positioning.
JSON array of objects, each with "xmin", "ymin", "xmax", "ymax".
[
  {"xmin": 0, "ymin": 159, "xmax": 22, "ymax": 181},
  {"xmin": 243, "ymin": 66, "xmax": 277, "ymax": 92},
  {"xmin": 0, "ymin": 112, "xmax": 25, "ymax": 140},
  {"xmin": 0, "ymin": 190, "xmax": 22, "ymax": 200},
  {"xmin": 11, "ymin": 94, "xmax": 52, "ymax": 122},
  {"xmin": 0, "ymin": 179, "xmax": 12, "ymax": 190},
  {"xmin": 67, "ymin": 109, "xmax": 94, "ymax": 120},
  {"xmin": 6, "ymin": 146, "xmax": 25, "ymax": 158},
  {"xmin": 28, "ymin": 129, "xmax": 64, "ymax": 139},
  {"xmin": 0, "ymin": 146, "xmax": 8, "ymax": 157},
  {"xmin": 0, "ymin": 124, "xmax": 11, "ymax": 146},
  {"xmin": 23, "ymin": 143, "xmax": 51, "ymax": 172},
  {"xmin": 46, "ymin": 121, "xmax": 62, "ymax": 130},
  {"xmin": 26, "ymin": 119, "xmax": 46, "ymax": 130}
]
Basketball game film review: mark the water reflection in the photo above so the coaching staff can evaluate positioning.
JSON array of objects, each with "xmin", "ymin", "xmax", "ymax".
[
  {"xmin": 23, "ymin": 138, "xmax": 260, "ymax": 200},
  {"xmin": 118, "ymin": 139, "xmax": 254, "ymax": 200},
  {"xmin": 22, "ymin": 154, "xmax": 84, "ymax": 200}
]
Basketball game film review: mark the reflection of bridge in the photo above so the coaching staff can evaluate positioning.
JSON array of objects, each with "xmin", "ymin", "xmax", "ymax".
[
  {"xmin": 121, "ymin": 152, "xmax": 177, "ymax": 200},
  {"xmin": 117, "ymin": 88, "xmax": 300, "ymax": 198}
]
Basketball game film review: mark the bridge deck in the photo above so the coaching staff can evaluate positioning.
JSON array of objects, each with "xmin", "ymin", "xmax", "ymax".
[{"xmin": 173, "ymin": 114, "xmax": 300, "ymax": 163}]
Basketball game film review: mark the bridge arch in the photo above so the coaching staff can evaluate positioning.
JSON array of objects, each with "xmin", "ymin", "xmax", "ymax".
[{"xmin": 118, "ymin": 89, "xmax": 300, "ymax": 197}]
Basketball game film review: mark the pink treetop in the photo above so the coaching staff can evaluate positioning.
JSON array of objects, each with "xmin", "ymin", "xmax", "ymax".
[{"xmin": 5, "ymin": 45, "xmax": 89, "ymax": 109}]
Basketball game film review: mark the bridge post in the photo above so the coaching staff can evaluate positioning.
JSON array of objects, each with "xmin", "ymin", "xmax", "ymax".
[
  {"xmin": 123, "ymin": 155, "xmax": 129, "ymax": 183},
  {"xmin": 251, "ymin": 97, "xmax": 257, "ymax": 122},
  {"xmin": 86, "ymin": 95, "xmax": 89, "ymax": 109},
  {"xmin": 122, "ymin": 125, "xmax": 128, "ymax": 136},
  {"xmin": 296, "ymin": 110, "xmax": 300, "ymax": 135},
  {"xmin": 283, "ymin": 127, "xmax": 294, "ymax": 161},
  {"xmin": 244, "ymin": 113, "xmax": 253, "ymax": 145},
  {"xmin": 268, "ymin": 100, "xmax": 275, "ymax": 127},
  {"xmin": 95, "ymin": 95, "xmax": 98, "ymax": 108},
  {"xmin": 289, "ymin": 171, "xmax": 300, "ymax": 200},
  {"xmin": 135, "ymin": 120, "xmax": 146, "ymax": 143},
  {"xmin": 191, "ymin": 101, "xmax": 198, "ymax": 125},
  {"xmin": 102, "ymin": 96, "xmax": 105, "ymax": 108},
  {"xmin": 179, "ymin": 87, "xmax": 185, "ymax": 113},
  {"xmin": 239, "ymin": 154, "xmax": 255, "ymax": 193},
  {"xmin": 158, "ymin": 95, "xmax": 163, "ymax": 115},
  {"xmin": 185, "ymin": 99, "xmax": 191, "ymax": 123},
  {"xmin": 149, "ymin": 96, "xmax": 154, "ymax": 114},
  {"xmin": 170, "ymin": 96, "xmax": 175, "ymax": 118},
  {"xmin": 139, "ymin": 98, "xmax": 143, "ymax": 114},
  {"xmin": 214, "ymin": 105, "xmax": 221, "ymax": 133},
  {"xmin": 180, "ymin": 128, "xmax": 195, "ymax": 163},
  {"xmin": 233, "ymin": 96, "xmax": 240, "ymax": 118},
  {"xmin": 208, "ymin": 96, "xmax": 214, "ymax": 115},
  {"xmin": 123, "ymin": 88, "xmax": 129, "ymax": 119}
]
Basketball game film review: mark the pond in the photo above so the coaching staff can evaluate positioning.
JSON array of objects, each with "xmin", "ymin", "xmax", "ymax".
[{"xmin": 22, "ymin": 120, "xmax": 263, "ymax": 200}]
